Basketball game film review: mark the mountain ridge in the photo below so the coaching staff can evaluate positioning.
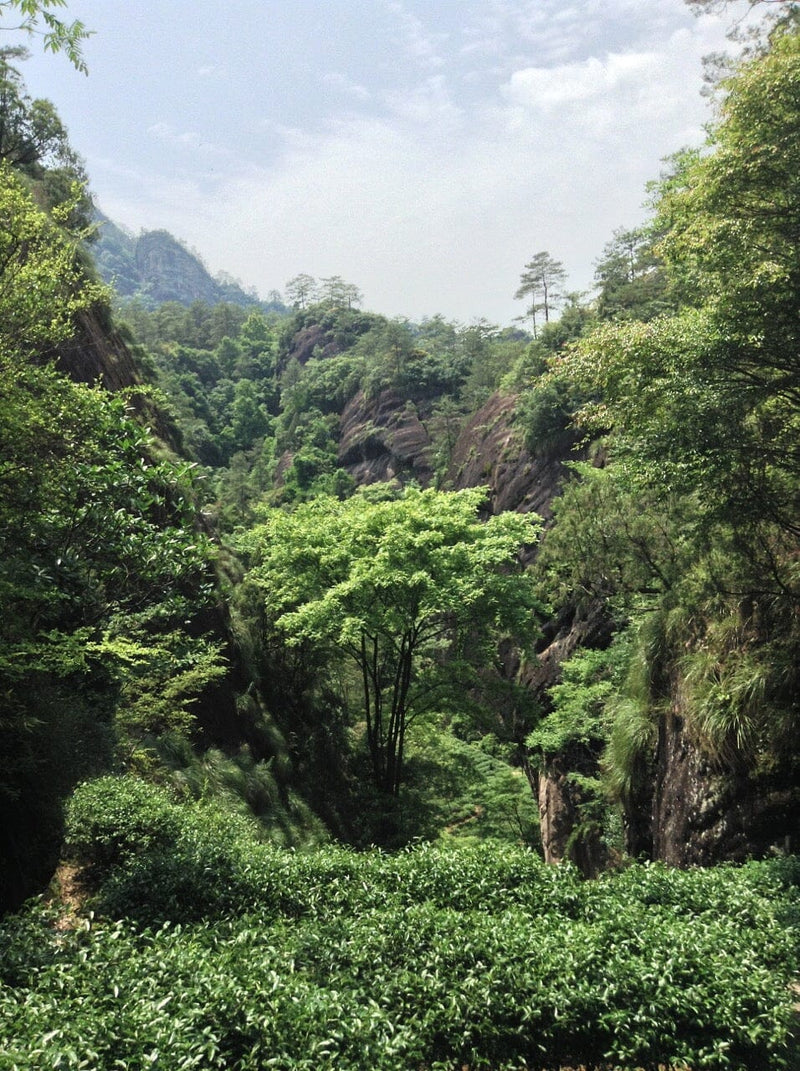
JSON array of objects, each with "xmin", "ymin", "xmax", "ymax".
[{"xmin": 91, "ymin": 210, "xmax": 281, "ymax": 311}]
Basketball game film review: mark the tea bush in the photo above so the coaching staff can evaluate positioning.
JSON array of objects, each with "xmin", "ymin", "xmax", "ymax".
[
  {"xmin": 64, "ymin": 777, "xmax": 182, "ymax": 876},
  {"xmin": 2, "ymin": 780, "xmax": 797, "ymax": 1069}
]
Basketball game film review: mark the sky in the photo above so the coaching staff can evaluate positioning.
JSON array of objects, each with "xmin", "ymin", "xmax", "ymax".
[{"xmin": 13, "ymin": 0, "xmax": 758, "ymax": 325}]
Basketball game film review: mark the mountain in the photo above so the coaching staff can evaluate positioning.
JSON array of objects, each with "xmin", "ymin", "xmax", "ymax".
[{"xmin": 90, "ymin": 211, "xmax": 268, "ymax": 309}]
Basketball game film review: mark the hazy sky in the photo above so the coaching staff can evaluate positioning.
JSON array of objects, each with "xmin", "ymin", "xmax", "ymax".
[{"xmin": 17, "ymin": 0, "xmax": 754, "ymax": 324}]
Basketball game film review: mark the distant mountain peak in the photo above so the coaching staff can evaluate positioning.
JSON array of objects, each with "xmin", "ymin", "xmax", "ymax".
[{"xmin": 90, "ymin": 210, "xmax": 262, "ymax": 309}]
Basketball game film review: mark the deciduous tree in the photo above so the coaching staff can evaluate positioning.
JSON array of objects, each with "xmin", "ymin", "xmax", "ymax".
[{"xmin": 243, "ymin": 487, "xmax": 541, "ymax": 797}]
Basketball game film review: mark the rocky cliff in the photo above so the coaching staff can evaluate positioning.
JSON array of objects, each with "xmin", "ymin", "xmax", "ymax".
[
  {"xmin": 446, "ymin": 392, "xmax": 582, "ymax": 518},
  {"xmin": 52, "ymin": 305, "xmax": 179, "ymax": 447},
  {"xmin": 337, "ymin": 388, "xmax": 584, "ymax": 519},
  {"xmin": 91, "ymin": 214, "xmax": 262, "ymax": 308},
  {"xmin": 338, "ymin": 389, "xmax": 434, "ymax": 486},
  {"xmin": 633, "ymin": 696, "xmax": 799, "ymax": 865}
]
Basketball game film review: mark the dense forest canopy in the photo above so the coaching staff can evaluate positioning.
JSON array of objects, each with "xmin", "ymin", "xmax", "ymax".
[{"xmin": 0, "ymin": 3, "xmax": 798, "ymax": 1068}]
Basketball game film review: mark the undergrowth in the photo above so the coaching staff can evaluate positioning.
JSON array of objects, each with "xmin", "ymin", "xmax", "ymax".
[{"xmin": 0, "ymin": 777, "xmax": 796, "ymax": 1070}]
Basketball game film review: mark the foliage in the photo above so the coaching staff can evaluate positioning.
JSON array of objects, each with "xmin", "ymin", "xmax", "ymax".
[
  {"xmin": 526, "ymin": 31, "xmax": 800, "ymax": 847},
  {"xmin": 0, "ymin": 161, "xmax": 102, "ymax": 350},
  {"xmin": 1, "ymin": 806, "xmax": 797, "ymax": 1070},
  {"xmin": 0, "ymin": 166, "xmax": 223, "ymax": 908},
  {"xmin": 241, "ymin": 487, "xmax": 541, "ymax": 800},
  {"xmin": 411, "ymin": 729, "xmax": 540, "ymax": 846},
  {"xmin": 514, "ymin": 373, "xmax": 579, "ymax": 457},
  {"xmin": 0, "ymin": 47, "xmax": 88, "ymax": 222},
  {"xmin": 160, "ymin": 742, "xmax": 330, "ymax": 848},
  {"xmin": 0, "ymin": 0, "xmax": 90, "ymax": 72},
  {"xmin": 593, "ymin": 226, "xmax": 674, "ymax": 323},
  {"xmin": 527, "ymin": 645, "xmax": 624, "ymax": 761},
  {"xmin": 514, "ymin": 250, "xmax": 568, "ymax": 337},
  {"xmin": 561, "ymin": 27, "xmax": 800, "ymax": 543},
  {"xmin": 64, "ymin": 776, "xmax": 182, "ymax": 875}
]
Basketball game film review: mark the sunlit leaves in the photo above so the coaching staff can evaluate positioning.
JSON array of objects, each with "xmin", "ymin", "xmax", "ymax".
[
  {"xmin": 0, "ymin": 164, "xmax": 104, "ymax": 353},
  {"xmin": 242, "ymin": 487, "xmax": 541, "ymax": 794},
  {"xmin": 2, "ymin": 814, "xmax": 796, "ymax": 1069}
]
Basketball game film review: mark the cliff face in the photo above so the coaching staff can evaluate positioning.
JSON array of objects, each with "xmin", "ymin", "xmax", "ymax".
[
  {"xmin": 446, "ymin": 392, "xmax": 582, "ymax": 518},
  {"xmin": 55, "ymin": 307, "xmax": 143, "ymax": 392},
  {"xmin": 134, "ymin": 231, "xmax": 228, "ymax": 306},
  {"xmin": 636, "ymin": 700, "xmax": 799, "ymax": 865},
  {"xmin": 338, "ymin": 389, "xmax": 434, "ymax": 486},
  {"xmin": 52, "ymin": 306, "xmax": 180, "ymax": 447},
  {"xmin": 91, "ymin": 216, "xmax": 260, "ymax": 308},
  {"xmin": 336, "ymin": 389, "xmax": 583, "ymax": 517}
]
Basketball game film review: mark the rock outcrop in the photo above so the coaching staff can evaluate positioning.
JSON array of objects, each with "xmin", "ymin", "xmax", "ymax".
[
  {"xmin": 447, "ymin": 393, "xmax": 581, "ymax": 519},
  {"xmin": 52, "ymin": 306, "xmax": 180, "ymax": 447},
  {"xmin": 135, "ymin": 230, "xmax": 227, "ymax": 306},
  {"xmin": 639, "ymin": 705, "xmax": 799, "ymax": 864},
  {"xmin": 91, "ymin": 215, "xmax": 261, "ymax": 308},
  {"xmin": 338, "ymin": 389, "xmax": 433, "ymax": 486}
]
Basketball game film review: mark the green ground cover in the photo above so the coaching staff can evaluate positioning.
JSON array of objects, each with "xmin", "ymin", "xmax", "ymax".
[{"xmin": 0, "ymin": 779, "xmax": 797, "ymax": 1070}]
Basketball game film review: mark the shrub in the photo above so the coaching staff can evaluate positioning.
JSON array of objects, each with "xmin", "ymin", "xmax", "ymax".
[{"xmin": 64, "ymin": 776, "xmax": 181, "ymax": 877}]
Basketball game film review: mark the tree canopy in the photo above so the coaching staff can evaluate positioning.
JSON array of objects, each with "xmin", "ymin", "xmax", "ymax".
[{"xmin": 242, "ymin": 487, "xmax": 541, "ymax": 796}]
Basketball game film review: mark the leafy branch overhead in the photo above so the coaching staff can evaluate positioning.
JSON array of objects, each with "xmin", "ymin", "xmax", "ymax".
[{"xmin": 0, "ymin": 0, "xmax": 91, "ymax": 71}]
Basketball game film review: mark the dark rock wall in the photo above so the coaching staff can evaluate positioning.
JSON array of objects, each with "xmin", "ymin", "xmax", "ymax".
[
  {"xmin": 52, "ymin": 307, "xmax": 181, "ymax": 448},
  {"xmin": 646, "ymin": 707, "xmax": 799, "ymax": 865},
  {"xmin": 339, "ymin": 389, "xmax": 433, "ymax": 486},
  {"xmin": 446, "ymin": 393, "xmax": 579, "ymax": 518}
]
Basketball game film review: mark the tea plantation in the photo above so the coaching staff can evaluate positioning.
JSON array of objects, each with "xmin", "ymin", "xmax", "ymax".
[{"xmin": 0, "ymin": 778, "xmax": 797, "ymax": 1070}]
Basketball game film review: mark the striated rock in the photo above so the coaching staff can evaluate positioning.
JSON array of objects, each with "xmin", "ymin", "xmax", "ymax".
[
  {"xmin": 537, "ymin": 755, "xmax": 607, "ymax": 877},
  {"xmin": 446, "ymin": 392, "xmax": 582, "ymax": 518},
  {"xmin": 51, "ymin": 306, "xmax": 180, "ymax": 448},
  {"xmin": 287, "ymin": 323, "xmax": 328, "ymax": 366},
  {"xmin": 526, "ymin": 601, "xmax": 614, "ymax": 873},
  {"xmin": 54, "ymin": 306, "xmax": 142, "ymax": 392},
  {"xmin": 91, "ymin": 214, "xmax": 260, "ymax": 308},
  {"xmin": 338, "ymin": 388, "xmax": 433, "ymax": 486},
  {"xmin": 646, "ymin": 707, "xmax": 799, "ymax": 864},
  {"xmin": 135, "ymin": 230, "xmax": 228, "ymax": 306}
]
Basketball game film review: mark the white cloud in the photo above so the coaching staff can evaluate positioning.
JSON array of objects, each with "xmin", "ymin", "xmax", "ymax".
[
  {"xmin": 77, "ymin": 0, "xmax": 744, "ymax": 324},
  {"xmin": 384, "ymin": 75, "xmax": 464, "ymax": 125},
  {"xmin": 146, "ymin": 122, "xmax": 232, "ymax": 160},
  {"xmin": 503, "ymin": 51, "xmax": 655, "ymax": 109},
  {"xmin": 385, "ymin": 0, "xmax": 446, "ymax": 69},
  {"xmin": 322, "ymin": 71, "xmax": 371, "ymax": 102}
]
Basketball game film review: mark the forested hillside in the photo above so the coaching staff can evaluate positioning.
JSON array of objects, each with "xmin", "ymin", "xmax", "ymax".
[
  {"xmin": 91, "ymin": 214, "xmax": 285, "ymax": 311},
  {"xmin": 0, "ymin": 1, "xmax": 798, "ymax": 1067}
]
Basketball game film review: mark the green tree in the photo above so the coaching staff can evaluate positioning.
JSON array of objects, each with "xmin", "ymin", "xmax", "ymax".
[
  {"xmin": 285, "ymin": 272, "xmax": 318, "ymax": 309},
  {"xmin": 565, "ymin": 26, "xmax": 800, "ymax": 539},
  {"xmin": 514, "ymin": 251, "xmax": 567, "ymax": 338},
  {"xmin": 0, "ymin": 48, "xmax": 91, "ymax": 228},
  {"xmin": 319, "ymin": 274, "xmax": 362, "ymax": 309},
  {"xmin": 242, "ymin": 487, "xmax": 541, "ymax": 797},
  {"xmin": 0, "ymin": 161, "xmax": 101, "ymax": 349},
  {"xmin": 541, "ymin": 26, "xmax": 800, "ymax": 858},
  {"xmin": 0, "ymin": 162, "xmax": 218, "ymax": 907},
  {"xmin": 593, "ymin": 227, "xmax": 672, "ymax": 322},
  {"xmin": 0, "ymin": 0, "xmax": 90, "ymax": 72}
]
